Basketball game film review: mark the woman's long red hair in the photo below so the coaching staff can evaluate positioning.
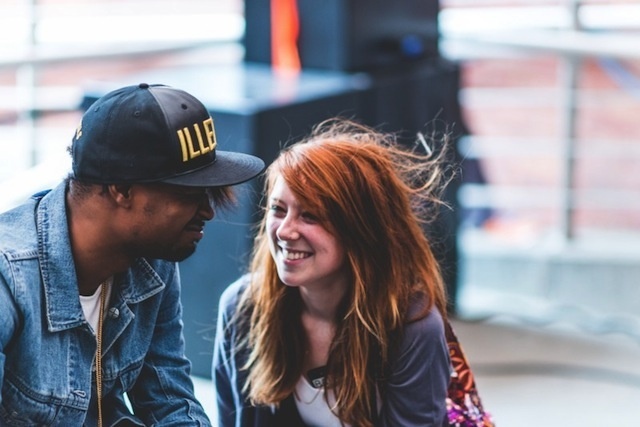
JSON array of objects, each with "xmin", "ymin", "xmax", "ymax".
[{"xmin": 238, "ymin": 118, "xmax": 450, "ymax": 426}]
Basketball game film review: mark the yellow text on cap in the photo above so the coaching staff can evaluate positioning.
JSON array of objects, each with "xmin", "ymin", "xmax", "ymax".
[{"xmin": 177, "ymin": 118, "xmax": 217, "ymax": 162}]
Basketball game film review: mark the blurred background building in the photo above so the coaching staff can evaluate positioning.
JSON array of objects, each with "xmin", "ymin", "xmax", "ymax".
[{"xmin": 1, "ymin": 0, "xmax": 640, "ymax": 425}]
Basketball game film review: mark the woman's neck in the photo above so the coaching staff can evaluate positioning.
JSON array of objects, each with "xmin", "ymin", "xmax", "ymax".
[
  {"xmin": 298, "ymin": 277, "xmax": 348, "ymax": 321},
  {"xmin": 301, "ymin": 310, "xmax": 336, "ymax": 371}
]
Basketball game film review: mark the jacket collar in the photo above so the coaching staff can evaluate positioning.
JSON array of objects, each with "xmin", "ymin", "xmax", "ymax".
[{"xmin": 37, "ymin": 182, "xmax": 165, "ymax": 332}]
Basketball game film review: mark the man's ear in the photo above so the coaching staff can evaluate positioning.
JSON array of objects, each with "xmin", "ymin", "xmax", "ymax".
[{"xmin": 108, "ymin": 184, "xmax": 133, "ymax": 207}]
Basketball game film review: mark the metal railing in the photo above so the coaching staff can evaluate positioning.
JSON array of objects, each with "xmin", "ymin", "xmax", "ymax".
[
  {"xmin": 441, "ymin": 0, "xmax": 640, "ymax": 240},
  {"xmin": 0, "ymin": 1, "xmax": 244, "ymax": 211}
]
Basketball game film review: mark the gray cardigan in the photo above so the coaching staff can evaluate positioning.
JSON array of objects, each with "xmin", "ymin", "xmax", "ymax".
[{"xmin": 212, "ymin": 275, "xmax": 450, "ymax": 427}]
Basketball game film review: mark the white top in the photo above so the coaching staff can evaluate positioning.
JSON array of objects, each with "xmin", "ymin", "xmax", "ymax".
[
  {"xmin": 294, "ymin": 375, "xmax": 349, "ymax": 427},
  {"xmin": 80, "ymin": 278, "xmax": 112, "ymax": 334}
]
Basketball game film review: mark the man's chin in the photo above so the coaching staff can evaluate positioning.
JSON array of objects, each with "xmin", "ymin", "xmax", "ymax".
[{"xmin": 161, "ymin": 245, "xmax": 197, "ymax": 263}]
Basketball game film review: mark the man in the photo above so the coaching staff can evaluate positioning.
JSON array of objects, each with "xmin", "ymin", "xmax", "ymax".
[{"xmin": 0, "ymin": 83, "xmax": 264, "ymax": 426}]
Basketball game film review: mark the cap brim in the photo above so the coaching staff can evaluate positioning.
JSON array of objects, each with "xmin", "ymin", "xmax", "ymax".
[{"xmin": 160, "ymin": 151, "xmax": 265, "ymax": 187}]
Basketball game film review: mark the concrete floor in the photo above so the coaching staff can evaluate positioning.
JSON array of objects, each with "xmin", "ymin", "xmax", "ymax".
[
  {"xmin": 448, "ymin": 316, "xmax": 640, "ymax": 427},
  {"xmin": 192, "ymin": 313, "xmax": 640, "ymax": 426}
]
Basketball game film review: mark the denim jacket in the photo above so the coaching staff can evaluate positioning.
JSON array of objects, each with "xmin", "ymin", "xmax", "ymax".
[{"xmin": 0, "ymin": 182, "xmax": 211, "ymax": 426}]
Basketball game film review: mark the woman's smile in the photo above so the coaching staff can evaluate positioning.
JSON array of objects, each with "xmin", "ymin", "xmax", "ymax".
[{"xmin": 280, "ymin": 247, "xmax": 312, "ymax": 261}]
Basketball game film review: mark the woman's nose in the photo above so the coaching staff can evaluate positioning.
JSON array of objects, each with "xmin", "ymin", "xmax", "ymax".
[{"xmin": 276, "ymin": 216, "xmax": 300, "ymax": 240}]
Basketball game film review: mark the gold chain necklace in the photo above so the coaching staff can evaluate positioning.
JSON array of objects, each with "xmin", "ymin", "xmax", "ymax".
[{"xmin": 95, "ymin": 282, "xmax": 108, "ymax": 427}]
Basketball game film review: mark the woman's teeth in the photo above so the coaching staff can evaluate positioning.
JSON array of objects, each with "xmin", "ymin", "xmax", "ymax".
[{"xmin": 283, "ymin": 249, "xmax": 309, "ymax": 260}]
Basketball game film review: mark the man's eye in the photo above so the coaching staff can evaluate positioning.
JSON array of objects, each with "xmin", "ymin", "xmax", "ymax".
[{"xmin": 181, "ymin": 192, "xmax": 206, "ymax": 202}]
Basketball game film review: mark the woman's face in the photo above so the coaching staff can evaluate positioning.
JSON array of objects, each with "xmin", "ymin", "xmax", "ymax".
[{"xmin": 266, "ymin": 176, "xmax": 347, "ymax": 291}]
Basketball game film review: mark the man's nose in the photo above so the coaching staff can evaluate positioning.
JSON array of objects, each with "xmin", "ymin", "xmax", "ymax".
[{"xmin": 198, "ymin": 192, "xmax": 215, "ymax": 221}]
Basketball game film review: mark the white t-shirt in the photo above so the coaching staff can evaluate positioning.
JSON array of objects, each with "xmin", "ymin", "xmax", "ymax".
[
  {"xmin": 294, "ymin": 376, "xmax": 349, "ymax": 427},
  {"xmin": 80, "ymin": 278, "xmax": 112, "ymax": 334}
]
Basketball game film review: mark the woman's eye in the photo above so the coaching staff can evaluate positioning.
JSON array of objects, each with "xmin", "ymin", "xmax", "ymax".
[
  {"xmin": 302, "ymin": 212, "xmax": 319, "ymax": 223},
  {"xmin": 268, "ymin": 204, "xmax": 285, "ymax": 214}
]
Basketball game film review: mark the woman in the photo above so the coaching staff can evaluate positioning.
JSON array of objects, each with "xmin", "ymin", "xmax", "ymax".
[{"xmin": 213, "ymin": 118, "xmax": 452, "ymax": 426}]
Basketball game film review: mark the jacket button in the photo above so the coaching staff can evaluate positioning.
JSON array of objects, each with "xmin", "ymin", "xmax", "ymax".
[{"xmin": 108, "ymin": 307, "xmax": 120, "ymax": 318}]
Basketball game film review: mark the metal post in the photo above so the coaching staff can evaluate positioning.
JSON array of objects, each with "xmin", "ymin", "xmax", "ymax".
[
  {"xmin": 558, "ymin": 55, "xmax": 580, "ymax": 241},
  {"xmin": 567, "ymin": 0, "xmax": 582, "ymax": 31},
  {"xmin": 557, "ymin": 0, "xmax": 583, "ymax": 241},
  {"xmin": 17, "ymin": 0, "xmax": 39, "ymax": 167}
]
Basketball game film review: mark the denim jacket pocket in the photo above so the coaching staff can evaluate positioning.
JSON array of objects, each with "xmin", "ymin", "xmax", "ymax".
[
  {"xmin": 116, "ymin": 359, "xmax": 144, "ymax": 394},
  {"xmin": 0, "ymin": 376, "xmax": 88, "ymax": 426}
]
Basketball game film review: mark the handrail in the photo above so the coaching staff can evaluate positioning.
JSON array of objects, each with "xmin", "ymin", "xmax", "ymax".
[{"xmin": 0, "ymin": 39, "xmax": 236, "ymax": 70}]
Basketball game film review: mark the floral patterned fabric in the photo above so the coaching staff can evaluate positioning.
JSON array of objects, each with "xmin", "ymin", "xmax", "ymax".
[{"xmin": 445, "ymin": 320, "xmax": 496, "ymax": 427}]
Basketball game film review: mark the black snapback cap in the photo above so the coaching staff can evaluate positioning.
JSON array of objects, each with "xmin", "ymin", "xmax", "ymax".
[{"xmin": 71, "ymin": 83, "xmax": 265, "ymax": 187}]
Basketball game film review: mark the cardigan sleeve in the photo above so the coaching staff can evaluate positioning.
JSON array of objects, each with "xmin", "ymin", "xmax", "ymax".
[
  {"xmin": 377, "ymin": 306, "xmax": 450, "ymax": 427},
  {"xmin": 213, "ymin": 277, "xmax": 246, "ymax": 427}
]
